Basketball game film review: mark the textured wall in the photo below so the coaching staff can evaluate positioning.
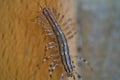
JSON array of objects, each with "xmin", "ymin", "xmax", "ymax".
[{"xmin": 0, "ymin": 0, "xmax": 77, "ymax": 80}]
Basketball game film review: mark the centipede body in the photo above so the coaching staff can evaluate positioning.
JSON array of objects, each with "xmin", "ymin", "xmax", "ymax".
[{"xmin": 33, "ymin": 0, "xmax": 90, "ymax": 80}]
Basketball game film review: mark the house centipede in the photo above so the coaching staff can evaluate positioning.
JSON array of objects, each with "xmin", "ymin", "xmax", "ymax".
[{"xmin": 33, "ymin": 0, "xmax": 94, "ymax": 80}]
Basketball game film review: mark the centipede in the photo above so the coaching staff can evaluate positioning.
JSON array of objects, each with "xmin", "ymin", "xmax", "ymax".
[{"xmin": 33, "ymin": 0, "xmax": 93, "ymax": 80}]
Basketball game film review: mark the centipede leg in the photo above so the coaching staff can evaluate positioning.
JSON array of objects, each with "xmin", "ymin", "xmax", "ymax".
[
  {"xmin": 73, "ymin": 74, "xmax": 76, "ymax": 80},
  {"xmin": 74, "ymin": 71, "xmax": 83, "ymax": 80},
  {"xmin": 48, "ymin": 60, "xmax": 57, "ymax": 79},
  {"xmin": 51, "ymin": 8, "xmax": 57, "ymax": 19},
  {"xmin": 45, "ymin": 32, "xmax": 54, "ymax": 36},
  {"xmin": 71, "ymin": 56, "xmax": 94, "ymax": 71},
  {"xmin": 71, "ymin": 60, "xmax": 83, "ymax": 80},
  {"xmin": 60, "ymin": 72, "xmax": 67, "ymax": 80},
  {"xmin": 48, "ymin": 60, "xmax": 57, "ymax": 69},
  {"xmin": 49, "ymin": 64, "xmax": 59, "ymax": 78},
  {"xmin": 32, "ymin": 18, "xmax": 49, "ymax": 28},
  {"xmin": 43, "ymin": 54, "xmax": 58, "ymax": 62},
  {"xmin": 67, "ymin": 31, "xmax": 77, "ymax": 40},
  {"xmin": 78, "ymin": 57, "xmax": 94, "ymax": 71}
]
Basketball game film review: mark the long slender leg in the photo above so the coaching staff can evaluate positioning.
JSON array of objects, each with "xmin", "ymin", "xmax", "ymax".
[
  {"xmin": 45, "ymin": 42, "xmax": 56, "ymax": 50},
  {"xmin": 45, "ymin": 32, "xmax": 54, "ymax": 36},
  {"xmin": 48, "ymin": 60, "xmax": 58, "ymax": 78},
  {"xmin": 60, "ymin": 72, "xmax": 68, "ymax": 80},
  {"xmin": 71, "ymin": 61, "xmax": 83, "ymax": 80},
  {"xmin": 32, "ymin": 19, "xmax": 49, "ymax": 28},
  {"xmin": 45, "ymin": 41, "xmax": 58, "ymax": 51},
  {"xmin": 66, "ymin": 28, "xmax": 77, "ymax": 40},
  {"xmin": 35, "ymin": 12, "xmax": 48, "ymax": 23},
  {"xmin": 48, "ymin": 60, "xmax": 57, "ymax": 69},
  {"xmin": 49, "ymin": 64, "xmax": 59, "ymax": 78},
  {"xmin": 51, "ymin": 8, "xmax": 58, "ymax": 20},
  {"xmin": 45, "ymin": 41, "xmax": 56, "ymax": 47},
  {"xmin": 61, "ymin": 18, "xmax": 72, "ymax": 27},
  {"xmin": 72, "ymin": 74, "xmax": 76, "ymax": 80},
  {"xmin": 61, "ymin": 19, "xmax": 77, "ymax": 40},
  {"xmin": 78, "ymin": 57, "xmax": 94, "ymax": 71},
  {"xmin": 74, "ymin": 71, "xmax": 83, "ymax": 80},
  {"xmin": 39, "ymin": 12, "xmax": 47, "ymax": 21},
  {"xmin": 71, "ymin": 56, "xmax": 94, "ymax": 71},
  {"xmin": 42, "ymin": 54, "xmax": 58, "ymax": 62},
  {"xmin": 45, "ymin": 45, "xmax": 57, "ymax": 50},
  {"xmin": 58, "ymin": 14, "xmax": 64, "ymax": 23},
  {"xmin": 44, "ymin": 29, "xmax": 53, "ymax": 33}
]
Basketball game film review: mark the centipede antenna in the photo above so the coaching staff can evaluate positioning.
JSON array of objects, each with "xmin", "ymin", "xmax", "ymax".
[
  {"xmin": 46, "ymin": 0, "xmax": 53, "ymax": 9},
  {"xmin": 53, "ymin": 0, "xmax": 57, "ymax": 10},
  {"xmin": 44, "ymin": 0, "xmax": 47, "ymax": 7},
  {"xmin": 34, "ymin": 0, "xmax": 43, "ymax": 10},
  {"xmin": 39, "ymin": 4, "xmax": 43, "ymax": 10}
]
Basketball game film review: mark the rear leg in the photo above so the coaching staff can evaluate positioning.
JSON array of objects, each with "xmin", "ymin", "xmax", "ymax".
[
  {"xmin": 72, "ymin": 56, "xmax": 94, "ymax": 71},
  {"xmin": 71, "ymin": 61, "xmax": 83, "ymax": 80},
  {"xmin": 77, "ymin": 57, "xmax": 94, "ymax": 71},
  {"xmin": 73, "ymin": 71, "xmax": 83, "ymax": 80}
]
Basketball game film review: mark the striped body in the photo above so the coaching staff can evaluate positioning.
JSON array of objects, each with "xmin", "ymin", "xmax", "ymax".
[
  {"xmin": 43, "ymin": 8, "xmax": 73, "ymax": 75},
  {"xmin": 33, "ymin": 1, "xmax": 93, "ymax": 79}
]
